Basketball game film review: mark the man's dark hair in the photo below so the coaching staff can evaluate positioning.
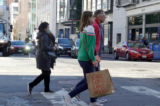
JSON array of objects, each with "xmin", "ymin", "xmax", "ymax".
[
  {"xmin": 94, "ymin": 10, "xmax": 104, "ymax": 18},
  {"xmin": 38, "ymin": 22, "xmax": 49, "ymax": 32},
  {"xmin": 34, "ymin": 28, "xmax": 37, "ymax": 30}
]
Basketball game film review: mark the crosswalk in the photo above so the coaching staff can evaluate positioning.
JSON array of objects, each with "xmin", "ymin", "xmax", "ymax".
[
  {"xmin": 40, "ymin": 86, "xmax": 160, "ymax": 106},
  {"xmin": 41, "ymin": 89, "xmax": 88, "ymax": 106}
]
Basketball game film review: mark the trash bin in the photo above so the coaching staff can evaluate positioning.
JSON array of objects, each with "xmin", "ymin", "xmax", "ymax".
[{"xmin": 149, "ymin": 43, "xmax": 160, "ymax": 59}]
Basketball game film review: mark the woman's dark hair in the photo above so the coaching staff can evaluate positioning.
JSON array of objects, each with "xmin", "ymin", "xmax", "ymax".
[
  {"xmin": 38, "ymin": 22, "xmax": 49, "ymax": 32},
  {"xmin": 80, "ymin": 11, "xmax": 93, "ymax": 32}
]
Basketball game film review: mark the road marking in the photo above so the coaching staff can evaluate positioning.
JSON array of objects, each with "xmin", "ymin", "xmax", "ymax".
[
  {"xmin": 121, "ymin": 86, "xmax": 160, "ymax": 98},
  {"xmin": 41, "ymin": 88, "xmax": 88, "ymax": 106}
]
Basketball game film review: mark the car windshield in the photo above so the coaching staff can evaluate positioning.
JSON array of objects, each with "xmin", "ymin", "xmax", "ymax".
[
  {"xmin": 0, "ymin": 23, "xmax": 3, "ymax": 33},
  {"xmin": 69, "ymin": 39, "xmax": 74, "ymax": 45},
  {"xmin": 128, "ymin": 42, "xmax": 146, "ymax": 48},
  {"xmin": 28, "ymin": 43, "xmax": 33, "ymax": 47},
  {"xmin": 58, "ymin": 39, "xmax": 71, "ymax": 45},
  {"xmin": 12, "ymin": 41, "xmax": 26, "ymax": 45},
  {"xmin": 76, "ymin": 39, "xmax": 80, "ymax": 44}
]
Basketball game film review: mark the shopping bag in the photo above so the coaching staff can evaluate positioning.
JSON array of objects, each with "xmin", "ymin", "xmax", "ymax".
[{"xmin": 86, "ymin": 69, "xmax": 115, "ymax": 98}]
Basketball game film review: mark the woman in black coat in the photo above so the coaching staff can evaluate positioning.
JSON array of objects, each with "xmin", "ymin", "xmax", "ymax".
[{"xmin": 27, "ymin": 22, "xmax": 56, "ymax": 94}]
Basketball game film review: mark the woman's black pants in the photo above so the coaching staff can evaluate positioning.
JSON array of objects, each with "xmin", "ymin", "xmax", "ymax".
[{"xmin": 30, "ymin": 70, "xmax": 51, "ymax": 91}]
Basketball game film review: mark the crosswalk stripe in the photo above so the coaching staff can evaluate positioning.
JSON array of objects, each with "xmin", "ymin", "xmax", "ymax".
[
  {"xmin": 41, "ymin": 88, "xmax": 88, "ymax": 106},
  {"xmin": 121, "ymin": 86, "xmax": 160, "ymax": 98}
]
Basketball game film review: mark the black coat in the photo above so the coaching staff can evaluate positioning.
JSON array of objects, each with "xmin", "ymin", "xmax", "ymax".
[{"xmin": 36, "ymin": 32, "xmax": 56, "ymax": 71}]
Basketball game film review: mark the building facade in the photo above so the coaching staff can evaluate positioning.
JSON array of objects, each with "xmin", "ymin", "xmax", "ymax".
[
  {"xmin": 36, "ymin": 0, "xmax": 57, "ymax": 37},
  {"xmin": 0, "ymin": 0, "xmax": 7, "ymax": 6},
  {"xmin": 57, "ymin": 0, "xmax": 77, "ymax": 39},
  {"xmin": 13, "ymin": 0, "xmax": 30, "ymax": 41},
  {"xmin": 9, "ymin": 1, "xmax": 18, "ymax": 40},
  {"xmin": 113, "ymin": 0, "xmax": 160, "ymax": 47},
  {"xmin": 28, "ymin": 0, "xmax": 36, "ymax": 41},
  {"xmin": 82, "ymin": 0, "xmax": 114, "ymax": 53}
]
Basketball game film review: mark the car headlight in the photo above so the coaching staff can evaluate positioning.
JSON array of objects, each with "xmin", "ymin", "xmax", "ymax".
[
  {"xmin": 149, "ymin": 51, "xmax": 153, "ymax": 54},
  {"xmin": 58, "ymin": 46, "xmax": 63, "ymax": 49},
  {"xmin": 130, "ymin": 50, "xmax": 139, "ymax": 54},
  {"xmin": 0, "ymin": 40, "xmax": 7, "ymax": 43},
  {"xmin": 25, "ymin": 46, "xmax": 30, "ymax": 50},
  {"xmin": 11, "ymin": 47, "xmax": 15, "ymax": 49}
]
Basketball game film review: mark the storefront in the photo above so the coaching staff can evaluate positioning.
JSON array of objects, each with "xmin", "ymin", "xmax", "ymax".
[{"xmin": 128, "ymin": 12, "xmax": 160, "ymax": 43}]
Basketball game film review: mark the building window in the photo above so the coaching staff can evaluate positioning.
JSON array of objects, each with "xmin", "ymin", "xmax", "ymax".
[
  {"xmin": 146, "ymin": 27, "xmax": 160, "ymax": 43},
  {"xmin": 97, "ymin": 0, "xmax": 101, "ymax": 9},
  {"xmin": 128, "ymin": 16, "xmax": 143, "ymax": 26},
  {"xmin": 84, "ymin": 0, "xmax": 87, "ymax": 11},
  {"xmin": 92, "ymin": 0, "xmax": 96, "ymax": 12},
  {"xmin": 13, "ymin": 7, "xmax": 18, "ymax": 12},
  {"xmin": 13, "ymin": 14, "xmax": 18, "ymax": 19},
  {"xmin": 88, "ymin": 0, "xmax": 92, "ymax": 11},
  {"xmin": 117, "ymin": 34, "xmax": 121, "ymax": 44},
  {"xmin": 102, "ymin": 0, "xmax": 107, "ymax": 11},
  {"xmin": 146, "ymin": 13, "xmax": 160, "ymax": 24}
]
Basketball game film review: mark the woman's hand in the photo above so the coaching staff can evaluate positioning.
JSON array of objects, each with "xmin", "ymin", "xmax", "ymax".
[{"xmin": 92, "ymin": 61, "xmax": 98, "ymax": 67}]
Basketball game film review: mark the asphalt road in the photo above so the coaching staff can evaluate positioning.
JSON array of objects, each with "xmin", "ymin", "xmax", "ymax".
[{"xmin": 0, "ymin": 53, "xmax": 160, "ymax": 106}]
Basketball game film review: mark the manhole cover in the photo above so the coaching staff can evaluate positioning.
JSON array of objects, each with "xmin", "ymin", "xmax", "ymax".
[{"xmin": 58, "ymin": 80, "xmax": 80, "ymax": 85}]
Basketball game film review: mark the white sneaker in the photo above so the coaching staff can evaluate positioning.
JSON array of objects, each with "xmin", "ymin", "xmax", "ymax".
[
  {"xmin": 97, "ymin": 99, "xmax": 108, "ymax": 103},
  {"xmin": 63, "ymin": 95, "xmax": 71, "ymax": 106},
  {"xmin": 90, "ymin": 102, "xmax": 104, "ymax": 106}
]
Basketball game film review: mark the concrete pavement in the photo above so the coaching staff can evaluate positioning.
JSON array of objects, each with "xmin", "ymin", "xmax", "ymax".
[{"xmin": 0, "ymin": 54, "xmax": 160, "ymax": 106}]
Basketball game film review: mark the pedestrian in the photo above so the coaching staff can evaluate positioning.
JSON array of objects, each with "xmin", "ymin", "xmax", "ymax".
[
  {"xmin": 141, "ymin": 37, "xmax": 148, "ymax": 46},
  {"xmin": 31, "ymin": 28, "xmax": 38, "ymax": 55},
  {"xmin": 63, "ymin": 11, "xmax": 103, "ymax": 106},
  {"xmin": 27, "ymin": 22, "xmax": 57, "ymax": 94},
  {"xmin": 70, "ymin": 10, "xmax": 107, "ymax": 104}
]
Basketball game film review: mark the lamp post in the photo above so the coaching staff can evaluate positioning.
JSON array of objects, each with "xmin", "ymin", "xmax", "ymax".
[{"xmin": 70, "ymin": 7, "xmax": 77, "ymax": 34}]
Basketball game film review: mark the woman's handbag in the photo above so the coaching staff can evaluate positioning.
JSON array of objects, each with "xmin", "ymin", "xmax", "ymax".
[{"xmin": 82, "ymin": 35, "xmax": 101, "ymax": 64}]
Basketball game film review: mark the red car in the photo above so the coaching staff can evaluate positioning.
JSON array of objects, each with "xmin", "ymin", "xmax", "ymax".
[
  {"xmin": 10, "ymin": 41, "xmax": 30, "ymax": 55},
  {"xmin": 114, "ymin": 41, "xmax": 154, "ymax": 61}
]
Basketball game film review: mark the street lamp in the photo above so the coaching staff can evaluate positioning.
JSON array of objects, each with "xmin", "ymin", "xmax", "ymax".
[{"xmin": 70, "ymin": 7, "xmax": 77, "ymax": 34}]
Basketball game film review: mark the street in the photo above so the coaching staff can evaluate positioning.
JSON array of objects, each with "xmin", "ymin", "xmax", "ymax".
[{"xmin": 0, "ymin": 54, "xmax": 160, "ymax": 106}]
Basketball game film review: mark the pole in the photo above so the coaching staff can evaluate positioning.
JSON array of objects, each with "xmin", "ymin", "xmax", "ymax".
[{"xmin": 71, "ymin": 11, "xmax": 74, "ymax": 34}]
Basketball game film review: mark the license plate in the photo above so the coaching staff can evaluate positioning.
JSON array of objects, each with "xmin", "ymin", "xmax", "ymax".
[
  {"xmin": 18, "ymin": 50, "xmax": 22, "ymax": 52},
  {"xmin": 142, "ymin": 55, "xmax": 147, "ymax": 58},
  {"xmin": 67, "ymin": 50, "xmax": 71, "ymax": 52}
]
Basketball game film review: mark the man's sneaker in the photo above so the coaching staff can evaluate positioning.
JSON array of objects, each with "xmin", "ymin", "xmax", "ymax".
[
  {"xmin": 44, "ymin": 90, "xmax": 54, "ymax": 93},
  {"xmin": 63, "ymin": 95, "xmax": 71, "ymax": 106},
  {"xmin": 97, "ymin": 99, "xmax": 108, "ymax": 103},
  {"xmin": 70, "ymin": 88, "xmax": 80, "ymax": 100},
  {"xmin": 90, "ymin": 102, "xmax": 104, "ymax": 106},
  {"xmin": 27, "ymin": 83, "xmax": 33, "ymax": 95}
]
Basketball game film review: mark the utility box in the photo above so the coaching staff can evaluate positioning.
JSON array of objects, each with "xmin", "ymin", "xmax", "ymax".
[{"xmin": 149, "ymin": 43, "xmax": 160, "ymax": 59}]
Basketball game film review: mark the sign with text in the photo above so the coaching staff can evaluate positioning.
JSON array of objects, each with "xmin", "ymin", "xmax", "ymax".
[{"xmin": 86, "ymin": 69, "xmax": 115, "ymax": 98}]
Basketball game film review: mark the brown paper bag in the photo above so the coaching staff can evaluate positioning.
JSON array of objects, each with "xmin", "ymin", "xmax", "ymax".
[{"xmin": 86, "ymin": 69, "xmax": 115, "ymax": 98}]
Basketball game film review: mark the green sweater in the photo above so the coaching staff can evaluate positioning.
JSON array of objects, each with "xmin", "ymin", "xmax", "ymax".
[{"xmin": 78, "ymin": 25, "xmax": 96, "ymax": 62}]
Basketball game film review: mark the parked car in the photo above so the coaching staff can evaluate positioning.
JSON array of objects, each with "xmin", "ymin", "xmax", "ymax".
[
  {"xmin": 69, "ymin": 39, "xmax": 75, "ymax": 45},
  {"xmin": 56, "ymin": 38, "xmax": 73, "ymax": 57},
  {"xmin": 114, "ymin": 41, "xmax": 154, "ymax": 61},
  {"xmin": 10, "ymin": 41, "xmax": 30, "ymax": 55},
  {"xmin": 71, "ymin": 39, "xmax": 80, "ymax": 58}
]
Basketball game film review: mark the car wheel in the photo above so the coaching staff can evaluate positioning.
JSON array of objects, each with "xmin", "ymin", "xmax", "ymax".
[
  {"xmin": 148, "ymin": 60, "xmax": 152, "ymax": 62},
  {"xmin": 69, "ymin": 54, "xmax": 71, "ymax": 57},
  {"xmin": 134, "ymin": 59, "xmax": 137, "ymax": 61},
  {"xmin": 3, "ymin": 47, "xmax": 9, "ymax": 57},
  {"xmin": 114, "ymin": 51, "xmax": 119, "ymax": 60},
  {"xmin": 126, "ymin": 52, "xmax": 131, "ymax": 61}
]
